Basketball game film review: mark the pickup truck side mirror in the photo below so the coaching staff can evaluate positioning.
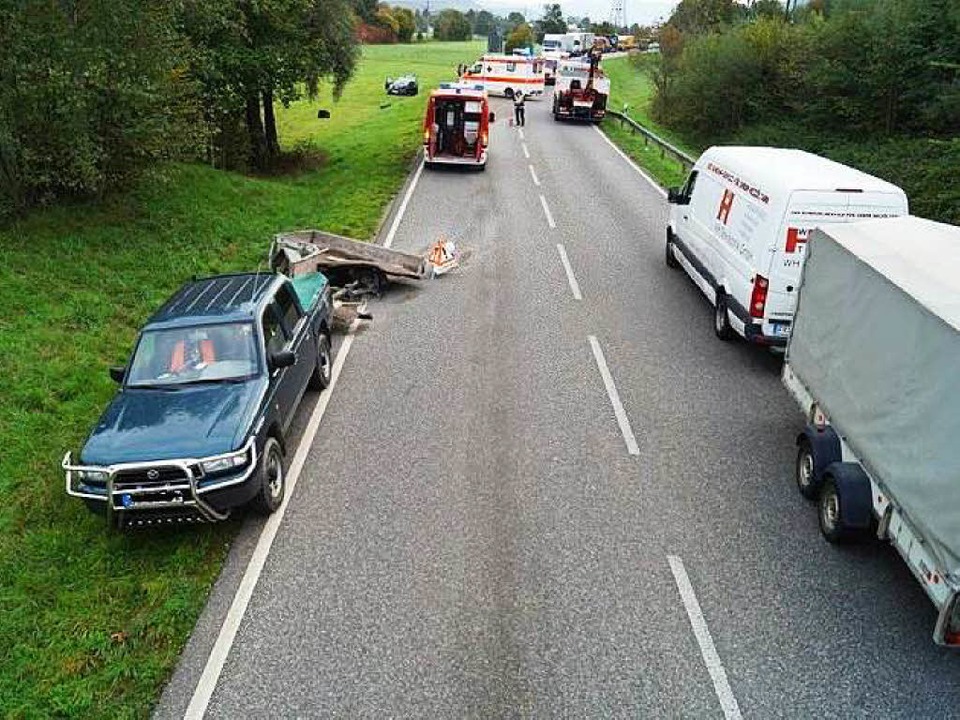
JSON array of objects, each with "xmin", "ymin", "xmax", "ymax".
[
  {"xmin": 270, "ymin": 349, "xmax": 297, "ymax": 371},
  {"xmin": 109, "ymin": 365, "xmax": 126, "ymax": 384},
  {"xmin": 667, "ymin": 187, "xmax": 684, "ymax": 205}
]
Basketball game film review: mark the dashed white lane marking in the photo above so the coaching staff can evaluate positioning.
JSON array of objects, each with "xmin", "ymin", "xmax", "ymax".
[
  {"xmin": 383, "ymin": 159, "xmax": 425, "ymax": 248},
  {"xmin": 668, "ymin": 556, "xmax": 743, "ymax": 720},
  {"xmin": 522, "ymin": 142, "xmax": 530, "ymax": 159},
  {"xmin": 184, "ymin": 316, "xmax": 363, "ymax": 719},
  {"xmin": 539, "ymin": 194, "xmax": 556, "ymax": 229},
  {"xmin": 587, "ymin": 336, "xmax": 639, "ymax": 455},
  {"xmin": 592, "ymin": 124, "xmax": 668, "ymax": 199},
  {"xmin": 518, "ymin": 127, "xmax": 525, "ymax": 140},
  {"xmin": 528, "ymin": 164, "xmax": 541, "ymax": 187},
  {"xmin": 556, "ymin": 244, "xmax": 582, "ymax": 300}
]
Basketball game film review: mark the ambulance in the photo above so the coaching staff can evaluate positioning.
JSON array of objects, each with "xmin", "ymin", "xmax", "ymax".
[
  {"xmin": 422, "ymin": 83, "xmax": 495, "ymax": 169},
  {"xmin": 462, "ymin": 54, "xmax": 546, "ymax": 99},
  {"xmin": 665, "ymin": 146, "xmax": 908, "ymax": 347}
]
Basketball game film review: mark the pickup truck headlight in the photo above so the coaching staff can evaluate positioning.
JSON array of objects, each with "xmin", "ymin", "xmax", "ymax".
[
  {"xmin": 201, "ymin": 450, "xmax": 249, "ymax": 475},
  {"xmin": 76, "ymin": 469, "xmax": 108, "ymax": 484}
]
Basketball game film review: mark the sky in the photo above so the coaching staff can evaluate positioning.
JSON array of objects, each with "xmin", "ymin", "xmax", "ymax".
[{"xmin": 479, "ymin": 0, "xmax": 680, "ymax": 25}]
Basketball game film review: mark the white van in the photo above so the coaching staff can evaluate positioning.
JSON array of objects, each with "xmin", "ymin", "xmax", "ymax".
[{"xmin": 666, "ymin": 146, "xmax": 908, "ymax": 348}]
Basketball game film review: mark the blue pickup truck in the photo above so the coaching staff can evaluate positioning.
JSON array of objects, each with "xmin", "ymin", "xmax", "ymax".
[{"xmin": 62, "ymin": 271, "xmax": 333, "ymax": 529}]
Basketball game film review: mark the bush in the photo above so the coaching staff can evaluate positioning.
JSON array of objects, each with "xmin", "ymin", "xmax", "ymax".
[{"xmin": 434, "ymin": 9, "xmax": 472, "ymax": 41}]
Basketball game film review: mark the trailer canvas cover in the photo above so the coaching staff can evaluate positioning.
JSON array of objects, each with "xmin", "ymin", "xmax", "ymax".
[{"xmin": 788, "ymin": 217, "xmax": 960, "ymax": 574}]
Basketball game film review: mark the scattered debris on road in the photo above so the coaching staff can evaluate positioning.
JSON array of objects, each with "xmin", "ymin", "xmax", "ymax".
[{"xmin": 427, "ymin": 237, "xmax": 460, "ymax": 276}]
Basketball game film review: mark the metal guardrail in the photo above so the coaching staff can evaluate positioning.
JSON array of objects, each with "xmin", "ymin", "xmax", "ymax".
[{"xmin": 606, "ymin": 109, "xmax": 696, "ymax": 175}]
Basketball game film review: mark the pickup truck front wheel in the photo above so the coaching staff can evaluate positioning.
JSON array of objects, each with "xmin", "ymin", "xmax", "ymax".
[
  {"xmin": 250, "ymin": 437, "xmax": 285, "ymax": 515},
  {"xmin": 308, "ymin": 333, "xmax": 332, "ymax": 390}
]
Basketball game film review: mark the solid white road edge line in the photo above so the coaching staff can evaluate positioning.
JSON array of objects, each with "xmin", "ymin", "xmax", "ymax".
[
  {"xmin": 539, "ymin": 194, "xmax": 556, "ymax": 229},
  {"xmin": 556, "ymin": 244, "xmax": 583, "ymax": 300},
  {"xmin": 383, "ymin": 159, "xmax": 425, "ymax": 249},
  {"xmin": 587, "ymin": 336, "xmax": 639, "ymax": 455},
  {"xmin": 184, "ymin": 315, "xmax": 362, "ymax": 719},
  {"xmin": 667, "ymin": 555, "xmax": 743, "ymax": 720},
  {"xmin": 592, "ymin": 124, "xmax": 668, "ymax": 199},
  {"xmin": 528, "ymin": 164, "xmax": 541, "ymax": 187},
  {"xmin": 522, "ymin": 142, "xmax": 531, "ymax": 159}
]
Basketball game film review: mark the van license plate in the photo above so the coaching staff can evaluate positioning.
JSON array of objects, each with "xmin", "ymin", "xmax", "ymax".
[{"xmin": 772, "ymin": 323, "xmax": 791, "ymax": 337}]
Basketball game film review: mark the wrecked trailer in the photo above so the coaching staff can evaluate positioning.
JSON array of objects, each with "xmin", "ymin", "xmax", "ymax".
[{"xmin": 271, "ymin": 230, "xmax": 427, "ymax": 299}]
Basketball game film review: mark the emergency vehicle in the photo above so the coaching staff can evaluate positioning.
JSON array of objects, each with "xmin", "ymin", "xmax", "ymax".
[
  {"xmin": 462, "ymin": 54, "xmax": 545, "ymax": 99},
  {"xmin": 422, "ymin": 83, "xmax": 495, "ymax": 169},
  {"xmin": 552, "ymin": 57, "xmax": 610, "ymax": 122}
]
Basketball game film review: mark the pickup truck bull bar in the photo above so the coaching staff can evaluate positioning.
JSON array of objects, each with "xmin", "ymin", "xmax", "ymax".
[{"xmin": 62, "ymin": 437, "xmax": 257, "ymax": 525}]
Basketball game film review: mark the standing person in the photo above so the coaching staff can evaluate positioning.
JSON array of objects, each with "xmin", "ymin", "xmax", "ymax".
[{"xmin": 513, "ymin": 91, "xmax": 525, "ymax": 127}]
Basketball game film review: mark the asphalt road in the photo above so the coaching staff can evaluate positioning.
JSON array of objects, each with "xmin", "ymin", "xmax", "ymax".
[{"xmin": 157, "ymin": 96, "xmax": 960, "ymax": 718}]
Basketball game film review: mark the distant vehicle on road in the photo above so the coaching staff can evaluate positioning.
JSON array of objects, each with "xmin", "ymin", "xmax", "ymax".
[
  {"xmin": 783, "ymin": 216, "xmax": 960, "ymax": 646},
  {"xmin": 385, "ymin": 74, "xmax": 418, "ymax": 96},
  {"xmin": 617, "ymin": 34, "xmax": 638, "ymax": 51},
  {"xmin": 552, "ymin": 58, "xmax": 610, "ymax": 122},
  {"xmin": 666, "ymin": 146, "xmax": 908, "ymax": 347},
  {"xmin": 423, "ymin": 83, "xmax": 495, "ymax": 169},
  {"xmin": 542, "ymin": 32, "xmax": 576, "ymax": 55},
  {"xmin": 63, "ymin": 271, "xmax": 334, "ymax": 529},
  {"xmin": 462, "ymin": 54, "xmax": 545, "ymax": 99}
]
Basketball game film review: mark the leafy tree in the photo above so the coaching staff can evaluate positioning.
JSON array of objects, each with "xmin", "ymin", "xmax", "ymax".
[
  {"xmin": 505, "ymin": 22, "xmax": 534, "ymax": 52},
  {"xmin": 592, "ymin": 21, "xmax": 618, "ymax": 36},
  {"xmin": 391, "ymin": 6, "xmax": 416, "ymax": 42},
  {"xmin": 507, "ymin": 12, "xmax": 526, "ymax": 30},
  {"xmin": 668, "ymin": 0, "xmax": 736, "ymax": 35},
  {"xmin": 352, "ymin": 0, "xmax": 379, "ymax": 23},
  {"xmin": 539, "ymin": 4, "xmax": 566, "ymax": 36},
  {"xmin": 434, "ymin": 9, "xmax": 472, "ymax": 40},
  {"xmin": 474, "ymin": 10, "xmax": 497, "ymax": 36}
]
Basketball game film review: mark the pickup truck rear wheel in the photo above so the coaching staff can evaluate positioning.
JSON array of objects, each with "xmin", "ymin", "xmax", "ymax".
[
  {"xmin": 308, "ymin": 333, "xmax": 332, "ymax": 390},
  {"xmin": 250, "ymin": 437, "xmax": 285, "ymax": 515}
]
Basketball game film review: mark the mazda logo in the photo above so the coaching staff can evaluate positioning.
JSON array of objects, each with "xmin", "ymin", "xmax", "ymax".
[{"xmin": 146, "ymin": 469, "xmax": 160, "ymax": 480}]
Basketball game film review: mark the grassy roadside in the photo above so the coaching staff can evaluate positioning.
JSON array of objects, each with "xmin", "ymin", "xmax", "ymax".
[{"xmin": 0, "ymin": 39, "xmax": 483, "ymax": 719}]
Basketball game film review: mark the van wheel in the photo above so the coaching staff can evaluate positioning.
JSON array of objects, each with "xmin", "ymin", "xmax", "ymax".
[
  {"xmin": 714, "ymin": 293, "xmax": 735, "ymax": 341},
  {"xmin": 665, "ymin": 230, "xmax": 680, "ymax": 269},
  {"xmin": 505, "ymin": 88, "xmax": 514, "ymax": 99},
  {"xmin": 250, "ymin": 437, "xmax": 285, "ymax": 515}
]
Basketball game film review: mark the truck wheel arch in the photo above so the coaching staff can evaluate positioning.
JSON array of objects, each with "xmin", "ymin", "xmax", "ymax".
[
  {"xmin": 821, "ymin": 461, "xmax": 873, "ymax": 532},
  {"xmin": 796, "ymin": 425, "xmax": 841, "ymax": 500}
]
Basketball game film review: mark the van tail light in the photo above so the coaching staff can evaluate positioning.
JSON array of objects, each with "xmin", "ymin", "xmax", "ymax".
[{"xmin": 750, "ymin": 275, "xmax": 769, "ymax": 319}]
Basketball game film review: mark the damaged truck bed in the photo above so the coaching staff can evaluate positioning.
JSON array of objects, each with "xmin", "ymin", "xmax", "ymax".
[{"xmin": 271, "ymin": 230, "xmax": 427, "ymax": 299}]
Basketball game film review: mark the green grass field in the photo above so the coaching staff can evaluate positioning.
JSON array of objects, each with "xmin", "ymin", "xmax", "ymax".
[{"xmin": 0, "ymin": 39, "xmax": 483, "ymax": 719}]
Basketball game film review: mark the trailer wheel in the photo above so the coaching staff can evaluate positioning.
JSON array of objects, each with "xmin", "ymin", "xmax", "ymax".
[
  {"xmin": 665, "ymin": 230, "xmax": 680, "ymax": 269},
  {"xmin": 250, "ymin": 437, "xmax": 285, "ymax": 515},
  {"xmin": 795, "ymin": 438, "xmax": 821, "ymax": 501},
  {"xmin": 818, "ymin": 475, "xmax": 854, "ymax": 543},
  {"xmin": 714, "ymin": 292, "xmax": 735, "ymax": 341}
]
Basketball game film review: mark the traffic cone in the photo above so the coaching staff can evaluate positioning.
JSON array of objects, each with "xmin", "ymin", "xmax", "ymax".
[{"xmin": 427, "ymin": 237, "xmax": 459, "ymax": 277}]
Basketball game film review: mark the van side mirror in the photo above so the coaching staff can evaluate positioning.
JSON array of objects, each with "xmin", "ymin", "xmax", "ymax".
[
  {"xmin": 270, "ymin": 349, "xmax": 296, "ymax": 370},
  {"xmin": 489, "ymin": 111, "xmax": 496, "ymax": 123},
  {"xmin": 109, "ymin": 365, "xmax": 126, "ymax": 384},
  {"xmin": 667, "ymin": 187, "xmax": 683, "ymax": 205}
]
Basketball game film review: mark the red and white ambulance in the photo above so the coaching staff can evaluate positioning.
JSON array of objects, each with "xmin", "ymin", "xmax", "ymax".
[
  {"xmin": 423, "ymin": 83, "xmax": 495, "ymax": 169},
  {"xmin": 462, "ymin": 54, "xmax": 546, "ymax": 99}
]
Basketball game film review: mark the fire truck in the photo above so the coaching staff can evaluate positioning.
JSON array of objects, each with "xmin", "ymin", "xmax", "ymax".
[
  {"xmin": 552, "ymin": 45, "xmax": 610, "ymax": 123},
  {"xmin": 422, "ymin": 83, "xmax": 495, "ymax": 170},
  {"xmin": 461, "ymin": 54, "xmax": 546, "ymax": 99}
]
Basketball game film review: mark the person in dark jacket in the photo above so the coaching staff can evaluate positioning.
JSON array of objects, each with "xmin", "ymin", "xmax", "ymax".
[{"xmin": 513, "ymin": 92, "xmax": 525, "ymax": 127}]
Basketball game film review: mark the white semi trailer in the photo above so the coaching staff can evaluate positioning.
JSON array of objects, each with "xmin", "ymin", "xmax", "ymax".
[{"xmin": 783, "ymin": 216, "xmax": 960, "ymax": 645}]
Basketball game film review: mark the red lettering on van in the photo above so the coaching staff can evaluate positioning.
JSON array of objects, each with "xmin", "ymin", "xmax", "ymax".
[
  {"xmin": 717, "ymin": 190, "xmax": 735, "ymax": 225},
  {"xmin": 786, "ymin": 227, "xmax": 808, "ymax": 253}
]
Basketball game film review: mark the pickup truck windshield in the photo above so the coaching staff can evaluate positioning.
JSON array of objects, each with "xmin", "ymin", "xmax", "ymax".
[{"xmin": 127, "ymin": 322, "xmax": 259, "ymax": 387}]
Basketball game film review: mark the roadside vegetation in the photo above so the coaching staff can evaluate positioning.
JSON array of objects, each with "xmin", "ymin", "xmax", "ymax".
[
  {"xmin": 0, "ymin": 39, "xmax": 483, "ymax": 719},
  {"xmin": 602, "ymin": 0, "xmax": 960, "ymax": 224}
]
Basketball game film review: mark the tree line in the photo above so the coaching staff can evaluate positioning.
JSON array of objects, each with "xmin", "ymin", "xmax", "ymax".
[
  {"xmin": 648, "ymin": 0, "xmax": 960, "ymax": 140},
  {"xmin": 0, "ymin": 0, "xmax": 363, "ymax": 219}
]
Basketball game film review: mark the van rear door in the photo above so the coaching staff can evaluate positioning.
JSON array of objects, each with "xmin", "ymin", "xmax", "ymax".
[{"xmin": 768, "ymin": 190, "xmax": 908, "ymax": 321}]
